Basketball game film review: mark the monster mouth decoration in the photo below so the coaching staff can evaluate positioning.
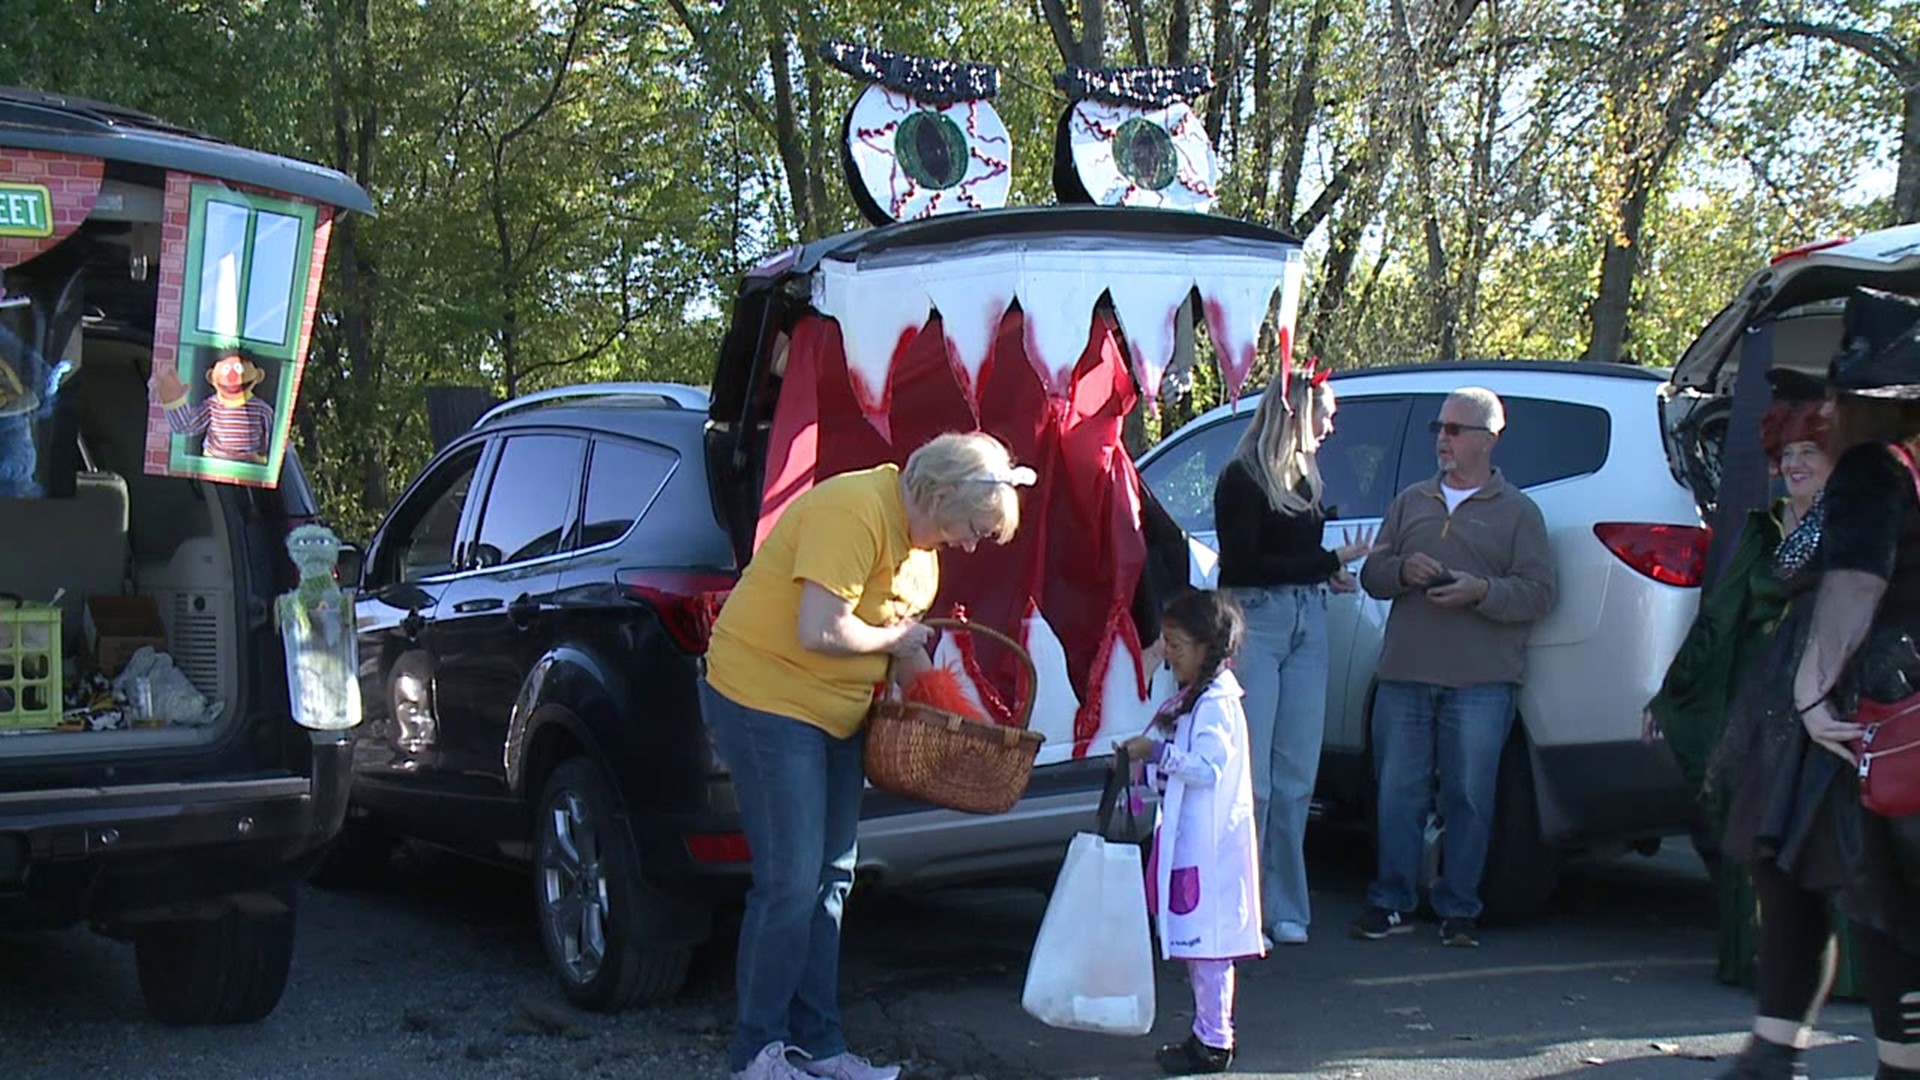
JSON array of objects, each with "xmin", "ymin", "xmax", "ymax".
[{"xmin": 754, "ymin": 233, "xmax": 1303, "ymax": 762}]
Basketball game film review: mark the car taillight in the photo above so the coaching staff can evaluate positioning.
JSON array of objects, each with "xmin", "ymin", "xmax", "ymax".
[
  {"xmin": 684, "ymin": 832, "xmax": 751, "ymax": 863},
  {"xmin": 1593, "ymin": 523, "xmax": 1711, "ymax": 587},
  {"xmin": 616, "ymin": 569, "xmax": 734, "ymax": 653}
]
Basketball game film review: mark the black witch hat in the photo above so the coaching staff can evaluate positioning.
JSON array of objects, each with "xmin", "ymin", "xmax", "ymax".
[{"xmin": 1829, "ymin": 288, "xmax": 1920, "ymax": 401}]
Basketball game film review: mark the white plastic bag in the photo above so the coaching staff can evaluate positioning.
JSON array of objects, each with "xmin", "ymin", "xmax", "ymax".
[{"xmin": 1021, "ymin": 831, "xmax": 1157, "ymax": 1036}]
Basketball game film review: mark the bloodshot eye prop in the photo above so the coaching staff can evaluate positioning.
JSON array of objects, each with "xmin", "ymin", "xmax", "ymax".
[
  {"xmin": 821, "ymin": 42, "xmax": 1011, "ymax": 226},
  {"xmin": 1052, "ymin": 65, "xmax": 1219, "ymax": 213}
]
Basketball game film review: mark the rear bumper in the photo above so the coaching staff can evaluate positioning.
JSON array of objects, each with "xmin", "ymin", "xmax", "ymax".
[{"xmin": 0, "ymin": 733, "xmax": 353, "ymax": 927}]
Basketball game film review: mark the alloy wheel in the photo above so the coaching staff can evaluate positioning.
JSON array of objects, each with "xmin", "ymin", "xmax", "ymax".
[{"xmin": 539, "ymin": 789, "xmax": 610, "ymax": 984}]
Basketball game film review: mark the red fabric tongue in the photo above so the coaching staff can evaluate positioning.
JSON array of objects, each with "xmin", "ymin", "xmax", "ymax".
[{"xmin": 756, "ymin": 308, "xmax": 1149, "ymax": 758}]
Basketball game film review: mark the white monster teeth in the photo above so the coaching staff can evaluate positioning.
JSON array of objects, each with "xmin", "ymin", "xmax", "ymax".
[{"xmin": 812, "ymin": 238, "xmax": 1304, "ymax": 431}]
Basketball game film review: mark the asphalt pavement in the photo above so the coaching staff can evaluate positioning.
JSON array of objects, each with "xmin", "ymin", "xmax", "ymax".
[{"xmin": 0, "ymin": 834, "xmax": 1888, "ymax": 1079}]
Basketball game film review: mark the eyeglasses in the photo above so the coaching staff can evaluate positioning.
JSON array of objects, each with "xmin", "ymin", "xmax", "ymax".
[{"xmin": 1429, "ymin": 421, "xmax": 1492, "ymax": 437}]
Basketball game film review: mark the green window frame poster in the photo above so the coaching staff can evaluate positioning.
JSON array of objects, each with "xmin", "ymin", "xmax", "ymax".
[{"xmin": 165, "ymin": 183, "xmax": 318, "ymax": 483}]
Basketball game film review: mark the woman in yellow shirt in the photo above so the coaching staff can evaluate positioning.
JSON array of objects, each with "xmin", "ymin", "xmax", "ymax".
[{"xmin": 702, "ymin": 431, "xmax": 1031, "ymax": 1080}]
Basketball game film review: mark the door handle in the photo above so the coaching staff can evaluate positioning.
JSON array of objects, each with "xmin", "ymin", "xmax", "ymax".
[
  {"xmin": 401, "ymin": 610, "xmax": 425, "ymax": 640},
  {"xmin": 453, "ymin": 598, "xmax": 504, "ymax": 614},
  {"xmin": 508, "ymin": 593, "xmax": 539, "ymax": 630}
]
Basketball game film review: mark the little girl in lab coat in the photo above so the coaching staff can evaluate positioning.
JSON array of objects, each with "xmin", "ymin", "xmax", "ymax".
[{"xmin": 1120, "ymin": 588, "xmax": 1265, "ymax": 1075}]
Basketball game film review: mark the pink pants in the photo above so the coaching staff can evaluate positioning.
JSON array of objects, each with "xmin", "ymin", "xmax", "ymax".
[{"xmin": 1187, "ymin": 958, "xmax": 1235, "ymax": 1049}]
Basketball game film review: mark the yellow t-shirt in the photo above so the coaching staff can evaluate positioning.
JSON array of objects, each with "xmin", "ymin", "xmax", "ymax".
[{"xmin": 706, "ymin": 465, "xmax": 940, "ymax": 738}]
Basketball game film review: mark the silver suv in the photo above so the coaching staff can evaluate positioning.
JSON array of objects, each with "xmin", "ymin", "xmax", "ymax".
[{"xmin": 1139, "ymin": 361, "xmax": 1707, "ymax": 915}]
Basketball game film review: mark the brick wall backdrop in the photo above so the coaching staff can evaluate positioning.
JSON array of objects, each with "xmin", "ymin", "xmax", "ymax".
[{"xmin": 0, "ymin": 151, "xmax": 103, "ymax": 270}]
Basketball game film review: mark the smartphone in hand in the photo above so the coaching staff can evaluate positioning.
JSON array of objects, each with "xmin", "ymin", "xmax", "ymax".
[{"xmin": 1425, "ymin": 570, "xmax": 1458, "ymax": 591}]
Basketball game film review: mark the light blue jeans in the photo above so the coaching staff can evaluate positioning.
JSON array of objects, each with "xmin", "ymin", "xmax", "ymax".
[
  {"xmin": 699, "ymin": 680, "xmax": 864, "ymax": 1072},
  {"xmin": 1366, "ymin": 680, "xmax": 1516, "ymax": 920},
  {"xmin": 1231, "ymin": 583, "xmax": 1329, "ymax": 931}
]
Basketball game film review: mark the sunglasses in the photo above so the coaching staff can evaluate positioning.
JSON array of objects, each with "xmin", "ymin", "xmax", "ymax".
[{"xmin": 1429, "ymin": 421, "xmax": 1491, "ymax": 437}]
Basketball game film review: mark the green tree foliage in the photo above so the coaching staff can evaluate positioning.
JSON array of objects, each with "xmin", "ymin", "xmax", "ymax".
[{"xmin": 0, "ymin": 0, "xmax": 1908, "ymax": 531}]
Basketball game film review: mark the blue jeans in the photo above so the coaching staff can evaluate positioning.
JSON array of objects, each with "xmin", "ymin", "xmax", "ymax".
[
  {"xmin": 1232, "ymin": 584, "xmax": 1330, "ymax": 930},
  {"xmin": 700, "ymin": 681, "xmax": 865, "ymax": 1072},
  {"xmin": 1366, "ymin": 680, "xmax": 1516, "ymax": 920}
]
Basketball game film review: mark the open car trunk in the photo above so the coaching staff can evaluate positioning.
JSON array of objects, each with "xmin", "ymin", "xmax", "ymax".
[
  {"xmin": 1, "ymin": 321, "xmax": 249, "ymax": 756},
  {"xmin": 705, "ymin": 207, "xmax": 1303, "ymax": 765},
  {"xmin": 1663, "ymin": 226, "xmax": 1920, "ymax": 524}
]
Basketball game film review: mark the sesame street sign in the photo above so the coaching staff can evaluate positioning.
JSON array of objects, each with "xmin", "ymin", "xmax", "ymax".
[{"xmin": 0, "ymin": 183, "xmax": 52, "ymax": 238}]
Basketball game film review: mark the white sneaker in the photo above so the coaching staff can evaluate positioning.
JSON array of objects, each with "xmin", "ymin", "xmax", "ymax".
[
  {"xmin": 800, "ymin": 1051, "xmax": 902, "ymax": 1080},
  {"xmin": 733, "ymin": 1042, "xmax": 813, "ymax": 1080},
  {"xmin": 1274, "ymin": 920, "xmax": 1310, "ymax": 945}
]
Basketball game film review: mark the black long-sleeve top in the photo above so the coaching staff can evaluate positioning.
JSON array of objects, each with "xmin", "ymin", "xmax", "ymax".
[{"xmin": 1213, "ymin": 458, "xmax": 1340, "ymax": 588}]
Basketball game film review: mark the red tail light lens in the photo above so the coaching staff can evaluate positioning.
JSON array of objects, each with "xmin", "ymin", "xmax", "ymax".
[
  {"xmin": 684, "ymin": 832, "xmax": 752, "ymax": 864},
  {"xmin": 1593, "ymin": 523, "xmax": 1711, "ymax": 587},
  {"xmin": 616, "ymin": 569, "xmax": 735, "ymax": 653}
]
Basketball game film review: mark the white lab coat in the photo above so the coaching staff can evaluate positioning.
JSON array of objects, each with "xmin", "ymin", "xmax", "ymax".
[{"xmin": 1148, "ymin": 668, "xmax": 1264, "ymax": 961}]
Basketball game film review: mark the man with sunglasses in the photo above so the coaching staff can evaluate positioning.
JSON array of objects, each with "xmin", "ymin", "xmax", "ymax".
[{"xmin": 1351, "ymin": 387, "xmax": 1557, "ymax": 948}]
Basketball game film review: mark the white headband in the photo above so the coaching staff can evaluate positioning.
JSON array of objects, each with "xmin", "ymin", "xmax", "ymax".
[{"xmin": 964, "ymin": 465, "xmax": 1037, "ymax": 488}]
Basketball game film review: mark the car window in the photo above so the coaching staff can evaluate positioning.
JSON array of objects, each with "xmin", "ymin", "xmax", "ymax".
[
  {"xmin": 1317, "ymin": 396, "xmax": 1411, "ymax": 520},
  {"xmin": 1141, "ymin": 414, "xmax": 1249, "ymax": 534},
  {"xmin": 577, "ymin": 438, "xmax": 676, "ymax": 549},
  {"xmin": 470, "ymin": 435, "xmax": 583, "ymax": 568},
  {"xmin": 1402, "ymin": 394, "xmax": 1612, "ymax": 490},
  {"xmin": 388, "ymin": 451, "xmax": 481, "ymax": 584}
]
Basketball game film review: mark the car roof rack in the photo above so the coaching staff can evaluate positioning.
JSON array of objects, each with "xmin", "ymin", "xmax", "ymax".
[{"xmin": 475, "ymin": 382, "xmax": 710, "ymax": 427}]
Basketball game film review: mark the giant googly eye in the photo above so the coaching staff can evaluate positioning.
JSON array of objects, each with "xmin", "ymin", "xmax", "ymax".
[
  {"xmin": 823, "ymin": 42, "xmax": 1010, "ymax": 226},
  {"xmin": 1052, "ymin": 66, "xmax": 1219, "ymax": 213}
]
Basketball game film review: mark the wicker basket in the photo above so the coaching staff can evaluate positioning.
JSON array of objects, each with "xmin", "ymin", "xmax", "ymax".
[{"xmin": 864, "ymin": 618, "xmax": 1044, "ymax": 815}]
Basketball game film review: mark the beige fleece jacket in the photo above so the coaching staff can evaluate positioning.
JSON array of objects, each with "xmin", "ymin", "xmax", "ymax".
[{"xmin": 1359, "ymin": 469, "xmax": 1557, "ymax": 687}]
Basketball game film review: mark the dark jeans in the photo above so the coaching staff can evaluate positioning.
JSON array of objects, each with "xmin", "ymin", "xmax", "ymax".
[
  {"xmin": 700, "ymin": 680, "xmax": 865, "ymax": 1071},
  {"xmin": 1366, "ymin": 680, "xmax": 1516, "ymax": 920}
]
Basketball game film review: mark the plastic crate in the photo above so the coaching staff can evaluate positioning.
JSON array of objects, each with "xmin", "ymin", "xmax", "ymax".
[{"xmin": 0, "ymin": 599, "xmax": 62, "ymax": 730}]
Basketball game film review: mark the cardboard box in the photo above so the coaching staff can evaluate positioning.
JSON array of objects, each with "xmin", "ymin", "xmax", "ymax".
[{"xmin": 84, "ymin": 595, "xmax": 169, "ymax": 675}]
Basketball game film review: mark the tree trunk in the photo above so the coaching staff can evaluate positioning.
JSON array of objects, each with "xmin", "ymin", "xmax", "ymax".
[
  {"xmin": 1167, "ymin": 0, "xmax": 1192, "ymax": 65},
  {"xmin": 1586, "ymin": 184, "xmax": 1651, "ymax": 364},
  {"xmin": 764, "ymin": 25, "xmax": 813, "ymax": 238},
  {"xmin": 1896, "ymin": 85, "xmax": 1920, "ymax": 225},
  {"xmin": 1274, "ymin": 0, "xmax": 1329, "ymax": 227},
  {"xmin": 1243, "ymin": 0, "xmax": 1276, "ymax": 215},
  {"xmin": 1204, "ymin": 0, "xmax": 1235, "ymax": 143}
]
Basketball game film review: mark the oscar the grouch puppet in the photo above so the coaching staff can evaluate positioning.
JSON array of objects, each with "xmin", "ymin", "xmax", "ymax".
[{"xmin": 151, "ymin": 350, "xmax": 275, "ymax": 463}]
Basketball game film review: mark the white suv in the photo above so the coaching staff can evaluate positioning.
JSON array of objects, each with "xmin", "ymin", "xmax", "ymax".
[{"xmin": 1138, "ymin": 361, "xmax": 1707, "ymax": 915}]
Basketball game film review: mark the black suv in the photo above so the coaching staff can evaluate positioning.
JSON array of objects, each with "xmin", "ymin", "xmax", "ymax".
[
  {"xmin": 341, "ymin": 384, "xmax": 736, "ymax": 1009},
  {"xmin": 0, "ymin": 89, "xmax": 369, "ymax": 1023}
]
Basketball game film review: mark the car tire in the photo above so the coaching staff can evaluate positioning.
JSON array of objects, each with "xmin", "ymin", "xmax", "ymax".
[
  {"xmin": 307, "ymin": 817, "xmax": 399, "ymax": 890},
  {"xmin": 533, "ymin": 757, "xmax": 691, "ymax": 1011},
  {"xmin": 1479, "ymin": 730, "xmax": 1559, "ymax": 919},
  {"xmin": 133, "ymin": 890, "xmax": 296, "ymax": 1025}
]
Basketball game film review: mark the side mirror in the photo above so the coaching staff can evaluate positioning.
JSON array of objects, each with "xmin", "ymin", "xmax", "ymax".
[
  {"xmin": 470, "ymin": 543, "xmax": 503, "ymax": 570},
  {"xmin": 334, "ymin": 544, "xmax": 364, "ymax": 589}
]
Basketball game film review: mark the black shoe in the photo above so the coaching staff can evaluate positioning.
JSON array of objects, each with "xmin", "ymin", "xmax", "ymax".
[
  {"xmin": 1439, "ymin": 917, "xmax": 1480, "ymax": 947},
  {"xmin": 1715, "ymin": 1036, "xmax": 1805, "ymax": 1080},
  {"xmin": 1349, "ymin": 905, "xmax": 1415, "ymax": 940},
  {"xmin": 1157, "ymin": 1034, "xmax": 1232, "ymax": 1075}
]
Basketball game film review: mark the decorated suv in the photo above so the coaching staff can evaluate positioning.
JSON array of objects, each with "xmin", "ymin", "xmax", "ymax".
[
  {"xmin": 331, "ymin": 48, "xmax": 1324, "ymax": 1008},
  {"xmin": 0, "ymin": 87, "xmax": 367, "ymax": 1023}
]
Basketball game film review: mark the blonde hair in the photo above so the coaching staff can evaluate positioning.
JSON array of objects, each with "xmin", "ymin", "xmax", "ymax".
[
  {"xmin": 901, "ymin": 432, "xmax": 1025, "ymax": 544},
  {"xmin": 1231, "ymin": 374, "xmax": 1332, "ymax": 513}
]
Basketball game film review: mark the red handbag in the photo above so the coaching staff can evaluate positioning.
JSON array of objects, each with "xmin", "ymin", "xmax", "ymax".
[{"xmin": 1855, "ymin": 442, "xmax": 1920, "ymax": 818}]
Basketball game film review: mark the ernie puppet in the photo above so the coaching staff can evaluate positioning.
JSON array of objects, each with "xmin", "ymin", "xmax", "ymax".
[{"xmin": 151, "ymin": 349, "xmax": 275, "ymax": 464}]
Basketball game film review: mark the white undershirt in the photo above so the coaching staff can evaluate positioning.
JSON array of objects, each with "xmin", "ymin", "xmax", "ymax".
[{"xmin": 1442, "ymin": 485, "xmax": 1480, "ymax": 514}]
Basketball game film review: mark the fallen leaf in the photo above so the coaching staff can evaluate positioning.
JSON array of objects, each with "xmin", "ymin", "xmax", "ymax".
[
  {"xmin": 1582, "ymin": 1056, "xmax": 1605, "ymax": 1066},
  {"xmin": 1651, "ymin": 1041, "xmax": 1679, "ymax": 1054}
]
